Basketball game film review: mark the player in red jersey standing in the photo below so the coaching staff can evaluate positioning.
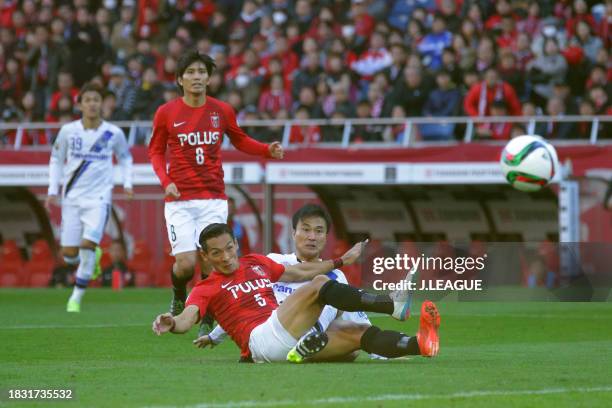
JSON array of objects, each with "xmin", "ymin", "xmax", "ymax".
[
  {"xmin": 148, "ymin": 50, "xmax": 284, "ymax": 318},
  {"xmin": 152, "ymin": 223, "xmax": 441, "ymax": 363}
]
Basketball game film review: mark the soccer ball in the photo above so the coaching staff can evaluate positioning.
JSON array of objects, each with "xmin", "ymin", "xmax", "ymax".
[{"xmin": 500, "ymin": 135, "xmax": 559, "ymax": 192}]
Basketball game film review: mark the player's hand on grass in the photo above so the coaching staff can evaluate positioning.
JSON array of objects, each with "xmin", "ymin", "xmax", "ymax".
[
  {"xmin": 341, "ymin": 239, "xmax": 369, "ymax": 266},
  {"xmin": 193, "ymin": 334, "xmax": 216, "ymax": 349},
  {"xmin": 125, "ymin": 187, "xmax": 134, "ymax": 200},
  {"xmin": 152, "ymin": 313, "xmax": 175, "ymax": 335},
  {"xmin": 165, "ymin": 183, "xmax": 181, "ymax": 199},
  {"xmin": 45, "ymin": 195, "xmax": 58, "ymax": 211},
  {"xmin": 269, "ymin": 142, "xmax": 284, "ymax": 159}
]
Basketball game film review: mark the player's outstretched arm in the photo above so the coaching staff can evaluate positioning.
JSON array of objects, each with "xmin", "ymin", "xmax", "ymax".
[
  {"xmin": 281, "ymin": 240, "xmax": 367, "ymax": 282},
  {"xmin": 152, "ymin": 305, "xmax": 199, "ymax": 335}
]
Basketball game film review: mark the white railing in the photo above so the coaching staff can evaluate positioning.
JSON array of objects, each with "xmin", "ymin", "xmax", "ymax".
[{"xmin": 1, "ymin": 115, "xmax": 610, "ymax": 150}]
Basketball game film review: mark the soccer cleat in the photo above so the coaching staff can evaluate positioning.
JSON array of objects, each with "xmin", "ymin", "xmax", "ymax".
[
  {"xmin": 391, "ymin": 265, "xmax": 418, "ymax": 321},
  {"xmin": 66, "ymin": 299, "xmax": 81, "ymax": 313},
  {"xmin": 169, "ymin": 296, "xmax": 185, "ymax": 316},
  {"xmin": 417, "ymin": 300, "xmax": 441, "ymax": 357},
  {"xmin": 197, "ymin": 312, "xmax": 215, "ymax": 338},
  {"xmin": 287, "ymin": 331, "xmax": 329, "ymax": 363},
  {"xmin": 91, "ymin": 247, "xmax": 103, "ymax": 280}
]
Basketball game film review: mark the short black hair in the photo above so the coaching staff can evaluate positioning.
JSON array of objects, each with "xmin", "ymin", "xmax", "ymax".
[
  {"xmin": 199, "ymin": 223, "xmax": 235, "ymax": 251},
  {"xmin": 176, "ymin": 49, "xmax": 216, "ymax": 94},
  {"xmin": 77, "ymin": 82, "xmax": 104, "ymax": 102},
  {"xmin": 292, "ymin": 204, "xmax": 332, "ymax": 234}
]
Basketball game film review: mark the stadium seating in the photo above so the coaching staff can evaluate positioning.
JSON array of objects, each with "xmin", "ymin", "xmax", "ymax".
[
  {"xmin": 0, "ymin": 240, "xmax": 25, "ymax": 287},
  {"xmin": 24, "ymin": 239, "xmax": 54, "ymax": 287}
]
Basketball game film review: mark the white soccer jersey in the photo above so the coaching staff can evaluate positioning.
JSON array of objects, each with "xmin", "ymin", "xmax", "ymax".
[{"xmin": 48, "ymin": 120, "xmax": 133, "ymax": 203}]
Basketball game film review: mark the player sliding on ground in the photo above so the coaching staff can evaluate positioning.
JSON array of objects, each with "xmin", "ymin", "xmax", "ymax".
[
  {"xmin": 46, "ymin": 82, "xmax": 133, "ymax": 312},
  {"xmin": 197, "ymin": 203, "xmax": 412, "ymax": 362},
  {"xmin": 152, "ymin": 223, "xmax": 440, "ymax": 363},
  {"xmin": 147, "ymin": 50, "xmax": 284, "ymax": 333}
]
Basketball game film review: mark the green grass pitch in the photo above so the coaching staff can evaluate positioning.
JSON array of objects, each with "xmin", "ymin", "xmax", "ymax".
[{"xmin": 1, "ymin": 289, "xmax": 611, "ymax": 408}]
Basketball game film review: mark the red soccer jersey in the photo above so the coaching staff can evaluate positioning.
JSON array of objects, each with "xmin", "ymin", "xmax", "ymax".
[
  {"xmin": 185, "ymin": 254, "xmax": 286, "ymax": 355},
  {"xmin": 148, "ymin": 97, "xmax": 271, "ymax": 201}
]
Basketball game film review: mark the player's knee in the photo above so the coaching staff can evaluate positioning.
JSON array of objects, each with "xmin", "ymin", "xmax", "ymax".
[
  {"xmin": 312, "ymin": 274, "xmax": 330, "ymax": 287},
  {"xmin": 174, "ymin": 258, "xmax": 196, "ymax": 277},
  {"xmin": 80, "ymin": 240, "xmax": 97, "ymax": 250}
]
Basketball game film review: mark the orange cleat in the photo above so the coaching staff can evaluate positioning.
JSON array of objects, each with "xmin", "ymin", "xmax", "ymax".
[{"xmin": 417, "ymin": 300, "xmax": 440, "ymax": 357}]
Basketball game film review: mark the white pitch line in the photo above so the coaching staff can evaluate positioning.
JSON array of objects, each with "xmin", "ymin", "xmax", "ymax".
[
  {"xmin": 1, "ymin": 323, "xmax": 146, "ymax": 330},
  {"xmin": 147, "ymin": 386, "xmax": 612, "ymax": 408}
]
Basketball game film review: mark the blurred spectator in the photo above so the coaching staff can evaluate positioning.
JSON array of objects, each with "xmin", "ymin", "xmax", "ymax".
[
  {"xmin": 350, "ymin": 30, "xmax": 392, "ymax": 79},
  {"xmin": 417, "ymin": 13, "xmax": 452, "ymax": 70},
  {"xmin": 381, "ymin": 43, "xmax": 406, "ymax": 85},
  {"xmin": 484, "ymin": 0, "xmax": 515, "ymax": 31},
  {"xmin": 49, "ymin": 71, "xmax": 78, "ymax": 112},
  {"xmin": 110, "ymin": 4, "xmax": 137, "ymax": 61},
  {"xmin": 535, "ymin": 97, "xmax": 575, "ymax": 139},
  {"xmin": 66, "ymin": 7, "xmax": 104, "ymax": 86},
  {"xmin": 101, "ymin": 91, "xmax": 122, "ymax": 121},
  {"xmin": 258, "ymin": 74, "xmax": 292, "ymax": 119},
  {"xmin": 382, "ymin": 104, "xmax": 406, "ymax": 143},
  {"xmin": 513, "ymin": 32, "xmax": 535, "ymax": 71},
  {"xmin": 474, "ymin": 36, "xmax": 495, "ymax": 73},
  {"xmin": 527, "ymin": 38, "xmax": 568, "ymax": 107},
  {"xmin": 498, "ymin": 51, "xmax": 525, "ymax": 100},
  {"xmin": 420, "ymin": 70, "xmax": 460, "ymax": 140},
  {"xmin": 323, "ymin": 82, "xmax": 355, "ymax": 118},
  {"xmin": 569, "ymin": 20, "xmax": 604, "ymax": 63},
  {"xmin": 383, "ymin": 66, "xmax": 431, "ymax": 117},
  {"xmin": 566, "ymin": 0, "xmax": 597, "ymax": 36},
  {"xmin": 353, "ymin": 99, "xmax": 384, "ymax": 142},
  {"xmin": 292, "ymin": 51, "xmax": 323, "ymax": 98},
  {"xmin": 25, "ymin": 25, "xmax": 69, "ymax": 117},
  {"xmin": 464, "ymin": 67, "xmax": 521, "ymax": 117},
  {"xmin": 289, "ymin": 105, "xmax": 321, "ymax": 144},
  {"xmin": 107, "ymin": 65, "xmax": 136, "ymax": 119},
  {"xmin": 132, "ymin": 67, "xmax": 164, "ymax": 119},
  {"xmin": 516, "ymin": 2, "xmax": 542, "ymax": 37},
  {"xmin": 475, "ymin": 100, "xmax": 512, "ymax": 140},
  {"xmin": 100, "ymin": 240, "xmax": 134, "ymax": 287},
  {"xmin": 576, "ymin": 98, "xmax": 595, "ymax": 139},
  {"xmin": 294, "ymin": 85, "xmax": 324, "ymax": 118}
]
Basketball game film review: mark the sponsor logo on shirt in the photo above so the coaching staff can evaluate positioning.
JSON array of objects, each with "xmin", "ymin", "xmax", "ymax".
[
  {"xmin": 225, "ymin": 278, "xmax": 272, "ymax": 299},
  {"xmin": 177, "ymin": 131, "xmax": 220, "ymax": 146},
  {"xmin": 273, "ymin": 283, "xmax": 294, "ymax": 295}
]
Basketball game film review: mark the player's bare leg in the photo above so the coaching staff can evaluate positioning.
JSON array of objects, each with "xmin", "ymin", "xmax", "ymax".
[
  {"xmin": 66, "ymin": 239, "xmax": 99, "ymax": 312},
  {"xmin": 170, "ymin": 250, "xmax": 197, "ymax": 315},
  {"xmin": 196, "ymin": 251, "xmax": 215, "ymax": 337},
  {"xmin": 275, "ymin": 275, "xmax": 329, "ymax": 338}
]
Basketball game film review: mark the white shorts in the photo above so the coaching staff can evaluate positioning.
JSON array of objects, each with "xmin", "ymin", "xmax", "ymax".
[
  {"xmin": 60, "ymin": 201, "xmax": 111, "ymax": 247},
  {"xmin": 248, "ymin": 310, "xmax": 298, "ymax": 363},
  {"xmin": 164, "ymin": 199, "xmax": 228, "ymax": 255}
]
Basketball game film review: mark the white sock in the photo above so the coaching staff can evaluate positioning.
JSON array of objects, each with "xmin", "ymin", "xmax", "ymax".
[
  {"xmin": 70, "ymin": 248, "xmax": 96, "ymax": 303},
  {"xmin": 69, "ymin": 287, "xmax": 86, "ymax": 303}
]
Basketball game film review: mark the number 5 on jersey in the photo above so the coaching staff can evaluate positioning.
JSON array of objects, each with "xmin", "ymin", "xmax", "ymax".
[
  {"xmin": 254, "ymin": 294, "xmax": 266, "ymax": 307},
  {"xmin": 195, "ymin": 147, "xmax": 205, "ymax": 165}
]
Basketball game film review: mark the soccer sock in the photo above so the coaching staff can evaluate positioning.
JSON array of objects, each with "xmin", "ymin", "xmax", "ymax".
[
  {"xmin": 360, "ymin": 326, "xmax": 420, "ymax": 358},
  {"xmin": 69, "ymin": 248, "xmax": 95, "ymax": 303},
  {"xmin": 63, "ymin": 254, "xmax": 80, "ymax": 266},
  {"xmin": 171, "ymin": 269, "xmax": 190, "ymax": 301},
  {"xmin": 318, "ymin": 280, "xmax": 394, "ymax": 315}
]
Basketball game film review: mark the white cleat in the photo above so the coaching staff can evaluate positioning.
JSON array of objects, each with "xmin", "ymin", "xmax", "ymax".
[{"xmin": 391, "ymin": 265, "xmax": 418, "ymax": 321}]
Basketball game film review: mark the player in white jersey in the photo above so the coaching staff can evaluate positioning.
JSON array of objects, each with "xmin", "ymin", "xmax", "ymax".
[
  {"xmin": 46, "ymin": 83, "xmax": 133, "ymax": 312},
  {"xmin": 198, "ymin": 204, "xmax": 383, "ymax": 362}
]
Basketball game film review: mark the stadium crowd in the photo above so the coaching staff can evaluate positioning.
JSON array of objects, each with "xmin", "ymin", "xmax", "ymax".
[{"xmin": 0, "ymin": 0, "xmax": 610, "ymax": 145}]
